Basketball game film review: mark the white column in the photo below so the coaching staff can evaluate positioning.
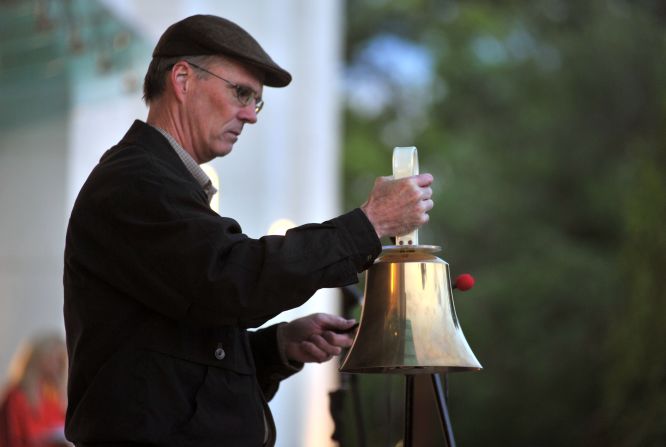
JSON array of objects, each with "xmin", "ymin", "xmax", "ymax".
[{"xmin": 0, "ymin": 116, "xmax": 70, "ymax": 376}]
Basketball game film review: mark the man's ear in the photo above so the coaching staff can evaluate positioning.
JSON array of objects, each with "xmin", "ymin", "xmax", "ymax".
[{"xmin": 169, "ymin": 61, "xmax": 192, "ymax": 102}]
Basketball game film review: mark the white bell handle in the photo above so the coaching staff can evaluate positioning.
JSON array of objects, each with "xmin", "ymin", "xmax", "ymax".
[{"xmin": 392, "ymin": 146, "xmax": 419, "ymax": 246}]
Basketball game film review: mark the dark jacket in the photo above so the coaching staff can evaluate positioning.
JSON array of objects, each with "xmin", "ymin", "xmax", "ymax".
[{"xmin": 63, "ymin": 120, "xmax": 381, "ymax": 446}]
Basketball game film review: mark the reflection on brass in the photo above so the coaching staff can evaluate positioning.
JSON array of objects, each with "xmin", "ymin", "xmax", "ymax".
[{"xmin": 340, "ymin": 245, "xmax": 482, "ymax": 374}]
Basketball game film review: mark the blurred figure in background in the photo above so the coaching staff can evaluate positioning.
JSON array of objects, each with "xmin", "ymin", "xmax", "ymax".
[{"xmin": 0, "ymin": 333, "xmax": 70, "ymax": 447}]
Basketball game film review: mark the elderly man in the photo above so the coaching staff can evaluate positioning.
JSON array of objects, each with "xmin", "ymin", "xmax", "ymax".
[{"xmin": 63, "ymin": 14, "xmax": 433, "ymax": 447}]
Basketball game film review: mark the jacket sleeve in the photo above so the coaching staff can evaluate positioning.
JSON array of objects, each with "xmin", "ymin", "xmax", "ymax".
[
  {"xmin": 248, "ymin": 324, "xmax": 302, "ymax": 401},
  {"xmin": 65, "ymin": 145, "xmax": 381, "ymax": 328}
]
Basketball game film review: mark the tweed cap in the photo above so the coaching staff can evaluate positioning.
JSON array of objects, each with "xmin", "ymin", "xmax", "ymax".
[{"xmin": 152, "ymin": 14, "xmax": 291, "ymax": 87}]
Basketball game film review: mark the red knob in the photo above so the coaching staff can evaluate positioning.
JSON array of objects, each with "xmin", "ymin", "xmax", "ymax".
[{"xmin": 454, "ymin": 273, "xmax": 475, "ymax": 291}]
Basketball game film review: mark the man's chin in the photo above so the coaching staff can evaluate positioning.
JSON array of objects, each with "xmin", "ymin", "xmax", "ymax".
[
  {"xmin": 203, "ymin": 138, "xmax": 236, "ymax": 162},
  {"xmin": 213, "ymin": 145, "xmax": 234, "ymax": 159}
]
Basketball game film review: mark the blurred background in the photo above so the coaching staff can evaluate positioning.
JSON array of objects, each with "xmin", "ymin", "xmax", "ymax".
[
  {"xmin": 340, "ymin": 1, "xmax": 666, "ymax": 446},
  {"xmin": 1, "ymin": 0, "xmax": 665, "ymax": 446}
]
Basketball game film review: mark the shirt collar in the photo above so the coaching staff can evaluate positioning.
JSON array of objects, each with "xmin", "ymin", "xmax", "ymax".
[{"xmin": 151, "ymin": 125, "xmax": 218, "ymax": 203}]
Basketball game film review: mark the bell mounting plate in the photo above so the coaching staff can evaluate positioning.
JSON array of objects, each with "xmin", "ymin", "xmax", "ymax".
[{"xmin": 381, "ymin": 244, "xmax": 442, "ymax": 254}]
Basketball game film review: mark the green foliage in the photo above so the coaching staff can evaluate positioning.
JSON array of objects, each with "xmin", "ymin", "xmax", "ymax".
[{"xmin": 340, "ymin": 0, "xmax": 666, "ymax": 445}]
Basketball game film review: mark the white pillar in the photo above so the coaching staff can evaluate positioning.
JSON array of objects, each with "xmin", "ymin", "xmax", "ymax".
[{"xmin": 0, "ymin": 116, "xmax": 70, "ymax": 375}]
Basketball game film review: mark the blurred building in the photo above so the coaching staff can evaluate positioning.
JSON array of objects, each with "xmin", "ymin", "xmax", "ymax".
[{"xmin": 0, "ymin": 1, "xmax": 344, "ymax": 445}]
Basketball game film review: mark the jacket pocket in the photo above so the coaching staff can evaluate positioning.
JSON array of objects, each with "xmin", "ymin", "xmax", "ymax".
[
  {"xmin": 130, "ymin": 349, "xmax": 209, "ymax": 442},
  {"xmin": 172, "ymin": 364, "xmax": 266, "ymax": 446}
]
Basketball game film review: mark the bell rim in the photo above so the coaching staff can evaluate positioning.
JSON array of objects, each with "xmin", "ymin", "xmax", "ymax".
[{"xmin": 339, "ymin": 365, "xmax": 483, "ymax": 374}]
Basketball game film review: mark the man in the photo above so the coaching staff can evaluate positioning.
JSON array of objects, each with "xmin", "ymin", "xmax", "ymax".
[{"xmin": 63, "ymin": 14, "xmax": 433, "ymax": 447}]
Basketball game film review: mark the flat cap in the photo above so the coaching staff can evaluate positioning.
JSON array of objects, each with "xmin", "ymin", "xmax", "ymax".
[{"xmin": 152, "ymin": 14, "xmax": 291, "ymax": 87}]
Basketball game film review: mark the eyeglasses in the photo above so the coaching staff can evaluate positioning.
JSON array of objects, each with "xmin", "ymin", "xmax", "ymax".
[{"xmin": 185, "ymin": 61, "xmax": 264, "ymax": 114}]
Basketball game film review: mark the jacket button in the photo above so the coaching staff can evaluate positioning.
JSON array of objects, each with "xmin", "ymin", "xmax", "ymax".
[{"xmin": 215, "ymin": 345, "xmax": 226, "ymax": 360}]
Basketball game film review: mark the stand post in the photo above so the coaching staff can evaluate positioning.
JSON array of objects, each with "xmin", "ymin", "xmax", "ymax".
[
  {"xmin": 350, "ymin": 374, "xmax": 367, "ymax": 447},
  {"xmin": 432, "ymin": 373, "xmax": 457, "ymax": 447},
  {"xmin": 404, "ymin": 375, "xmax": 415, "ymax": 447}
]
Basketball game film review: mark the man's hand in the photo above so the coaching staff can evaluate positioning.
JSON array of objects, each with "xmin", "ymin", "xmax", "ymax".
[
  {"xmin": 361, "ymin": 173, "xmax": 434, "ymax": 239},
  {"xmin": 278, "ymin": 313, "xmax": 357, "ymax": 364}
]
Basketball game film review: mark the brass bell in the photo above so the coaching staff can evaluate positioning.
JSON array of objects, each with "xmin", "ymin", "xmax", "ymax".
[{"xmin": 340, "ymin": 147, "xmax": 482, "ymax": 374}]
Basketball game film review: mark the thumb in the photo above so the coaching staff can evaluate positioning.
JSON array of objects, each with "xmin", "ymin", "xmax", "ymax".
[
  {"xmin": 319, "ymin": 314, "xmax": 356, "ymax": 330},
  {"xmin": 339, "ymin": 317, "xmax": 357, "ymax": 329}
]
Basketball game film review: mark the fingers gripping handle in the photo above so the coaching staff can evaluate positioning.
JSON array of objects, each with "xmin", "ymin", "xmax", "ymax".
[{"xmin": 392, "ymin": 146, "xmax": 419, "ymax": 246}]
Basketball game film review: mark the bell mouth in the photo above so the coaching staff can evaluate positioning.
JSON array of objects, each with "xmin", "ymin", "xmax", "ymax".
[{"xmin": 340, "ymin": 365, "xmax": 483, "ymax": 375}]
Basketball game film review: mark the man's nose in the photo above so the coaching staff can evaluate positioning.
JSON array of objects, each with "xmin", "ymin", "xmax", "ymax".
[{"xmin": 238, "ymin": 103, "xmax": 258, "ymax": 124}]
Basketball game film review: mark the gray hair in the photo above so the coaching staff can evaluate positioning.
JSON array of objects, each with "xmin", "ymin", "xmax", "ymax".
[{"xmin": 142, "ymin": 54, "xmax": 218, "ymax": 104}]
